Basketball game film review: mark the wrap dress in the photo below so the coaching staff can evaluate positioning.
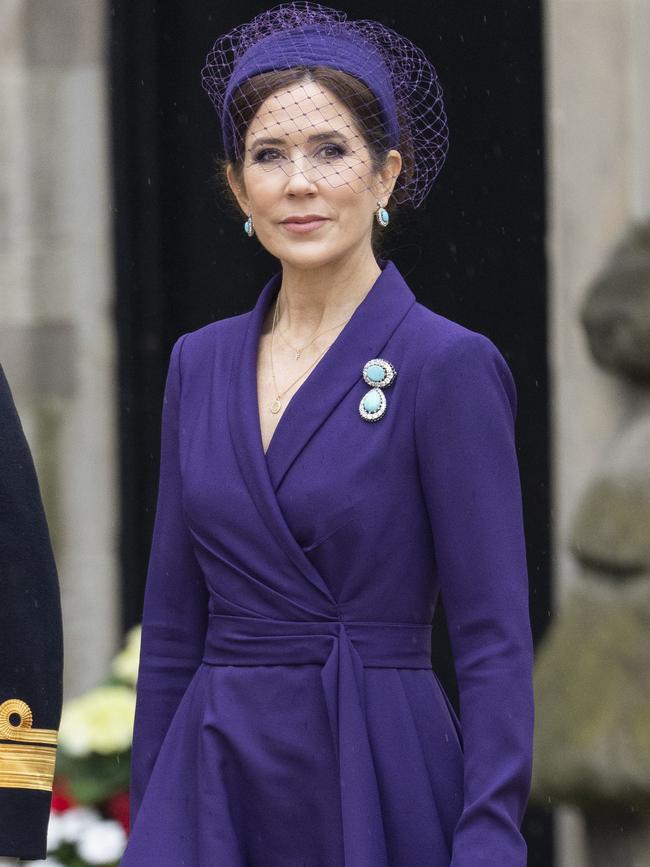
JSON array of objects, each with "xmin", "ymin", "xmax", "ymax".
[{"xmin": 121, "ymin": 258, "xmax": 534, "ymax": 867}]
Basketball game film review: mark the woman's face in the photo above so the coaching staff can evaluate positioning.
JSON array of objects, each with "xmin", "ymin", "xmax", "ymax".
[{"xmin": 227, "ymin": 79, "xmax": 402, "ymax": 271}]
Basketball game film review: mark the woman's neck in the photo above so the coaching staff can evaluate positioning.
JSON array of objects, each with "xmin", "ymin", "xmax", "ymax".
[{"xmin": 274, "ymin": 247, "xmax": 383, "ymax": 340}]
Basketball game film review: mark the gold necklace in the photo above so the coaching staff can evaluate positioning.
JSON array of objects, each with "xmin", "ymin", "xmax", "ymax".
[
  {"xmin": 275, "ymin": 315, "xmax": 350, "ymax": 359},
  {"xmin": 268, "ymin": 292, "xmax": 347, "ymax": 414}
]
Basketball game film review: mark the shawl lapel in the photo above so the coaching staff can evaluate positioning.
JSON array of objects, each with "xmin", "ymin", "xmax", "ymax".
[{"xmin": 226, "ymin": 259, "xmax": 415, "ymax": 602}]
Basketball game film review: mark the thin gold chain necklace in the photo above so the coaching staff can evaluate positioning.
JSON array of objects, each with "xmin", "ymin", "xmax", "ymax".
[
  {"xmin": 268, "ymin": 292, "xmax": 349, "ymax": 414},
  {"xmin": 275, "ymin": 313, "xmax": 350, "ymax": 359}
]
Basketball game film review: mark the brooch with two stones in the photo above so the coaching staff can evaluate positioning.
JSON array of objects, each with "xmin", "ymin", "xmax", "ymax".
[{"xmin": 358, "ymin": 358, "xmax": 397, "ymax": 422}]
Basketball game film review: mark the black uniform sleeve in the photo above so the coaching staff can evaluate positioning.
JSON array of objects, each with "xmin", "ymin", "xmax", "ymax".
[{"xmin": 0, "ymin": 364, "xmax": 63, "ymax": 860}]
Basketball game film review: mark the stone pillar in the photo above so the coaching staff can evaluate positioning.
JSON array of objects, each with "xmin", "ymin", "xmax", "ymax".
[
  {"xmin": 542, "ymin": 0, "xmax": 650, "ymax": 864},
  {"xmin": 0, "ymin": 0, "xmax": 118, "ymax": 696}
]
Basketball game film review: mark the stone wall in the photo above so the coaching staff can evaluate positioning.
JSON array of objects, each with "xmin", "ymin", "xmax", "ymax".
[{"xmin": 0, "ymin": 0, "xmax": 118, "ymax": 696}]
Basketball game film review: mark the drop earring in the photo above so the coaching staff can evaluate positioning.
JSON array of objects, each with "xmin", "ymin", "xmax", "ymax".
[
  {"xmin": 375, "ymin": 201, "xmax": 389, "ymax": 228},
  {"xmin": 244, "ymin": 213, "xmax": 255, "ymax": 237}
]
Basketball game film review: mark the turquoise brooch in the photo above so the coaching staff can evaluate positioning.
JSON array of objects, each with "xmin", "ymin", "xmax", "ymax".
[{"xmin": 359, "ymin": 358, "xmax": 397, "ymax": 422}]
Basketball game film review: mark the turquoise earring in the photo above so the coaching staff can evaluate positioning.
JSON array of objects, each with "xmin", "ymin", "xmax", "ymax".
[
  {"xmin": 375, "ymin": 201, "xmax": 389, "ymax": 228},
  {"xmin": 244, "ymin": 213, "xmax": 255, "ymax": 237}
]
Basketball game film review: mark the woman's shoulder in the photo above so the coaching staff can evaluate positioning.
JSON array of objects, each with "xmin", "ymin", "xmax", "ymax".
[
  {"xmin": 171, "ymin": 310, "xmax": 250, "ymax": 363},
  {"xmin": 403, "ymin": 300, "xmax": 509, "ymax": 372},
  {"xmin": 402, "ymin": 302, "xmax": 517, "ymax": 419}
]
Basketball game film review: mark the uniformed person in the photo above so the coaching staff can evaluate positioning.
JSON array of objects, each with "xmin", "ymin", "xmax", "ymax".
[{"xmin": 0, "ymin": 364, "xmax": 63, "ymax": 862}]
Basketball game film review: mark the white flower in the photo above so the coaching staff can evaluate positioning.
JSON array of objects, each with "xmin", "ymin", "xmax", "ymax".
[
  {"xmin": 76, "ymin": 819, "xmax": 127, "ymax": 864},
  {"xmin": 59, "ymin": 685, "xmax": 136, "ymax": 757},
  {"xmin": 47, "ymin": 806, "xmax": 101, "ymax": 849},
  {"xmin": 46, "ymin": 811, "xmax": 65, "ymax": 850},
  {"xmin": 111, "ymin": 625, "xmax": 142, "ymax": 686}
]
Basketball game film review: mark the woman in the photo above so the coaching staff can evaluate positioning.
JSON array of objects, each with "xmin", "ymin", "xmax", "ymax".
[{"xmin": 123, "ymin": 4, "xmax": 534, "ymax": 865}]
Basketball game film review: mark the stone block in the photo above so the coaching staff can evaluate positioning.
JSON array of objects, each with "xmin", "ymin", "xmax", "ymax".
[
  {"xmin": 532, "ymin": 574, "xmax": 650, "ymax": 814},
  {"xmin": 570, "ymin": 415, "xmax": 650, "ymax": 575},
  {"xmin": 24, "ymin": 0, "xmax": 103, "ymax": 66},
  {"xmin": 0, "ymin": 320, "xmax": 77, "ymax": 397}
]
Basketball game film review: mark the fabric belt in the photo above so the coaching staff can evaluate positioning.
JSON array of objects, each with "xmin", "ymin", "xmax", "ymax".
[{"xmin": 202, "ymin": 613, "xmax": 433, "ymax": 867}]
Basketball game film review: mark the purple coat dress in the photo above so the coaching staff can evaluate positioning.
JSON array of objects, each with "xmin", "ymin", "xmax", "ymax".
[{"xmin": 121, "ymin": 258, "xmax": 535, "ymax": 867}]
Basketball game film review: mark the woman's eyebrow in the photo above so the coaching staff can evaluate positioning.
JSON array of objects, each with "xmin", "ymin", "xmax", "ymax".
[{"xmin": 249, "ymin": 130, "xmax": 349, "ymax": 149}]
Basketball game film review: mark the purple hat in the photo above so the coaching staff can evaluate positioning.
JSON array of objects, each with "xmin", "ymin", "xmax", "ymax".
[
  {"xmin": 201, "ymin": 2, "xmax": 449, "ymax": 207},
  {"xmin": 223, "ymin": 25, "xmax": 400, "ymax": 154}
]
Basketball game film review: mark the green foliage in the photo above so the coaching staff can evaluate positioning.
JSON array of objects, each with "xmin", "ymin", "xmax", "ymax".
[{"xmin": 55, "ymin": 749, "xmax": 131, "ymax": 804}]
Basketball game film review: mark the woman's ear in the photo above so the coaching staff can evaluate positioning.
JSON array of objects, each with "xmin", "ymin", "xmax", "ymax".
[
  {"xmin": 226, "ymin": 163, "xmax": 250, "ymax": 215},
  {"xmin": 375, "ymin": 149, "xmax": 402, "ymax": 203}
]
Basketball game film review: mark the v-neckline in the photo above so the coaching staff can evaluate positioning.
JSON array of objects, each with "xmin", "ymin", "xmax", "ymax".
[
  {"xmin": 226, "ymin": 257, "xmax": 416, "ymax": 496},
  {"xmin": 257, "ymin": 267, "xmax": 384, "ymax": 460}
]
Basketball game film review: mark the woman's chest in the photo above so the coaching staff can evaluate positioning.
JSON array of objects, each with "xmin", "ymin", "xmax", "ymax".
[
  {"xmin": 256, "ymin": 329, "xmax": 347, "ymax": 455},
  {"xmin": 179, "ymin": 344, "xmax": 435, "ymax": 616},
  {"xmin": 181, "ymin": 353, "xmax": 424, "ymax": 553}
]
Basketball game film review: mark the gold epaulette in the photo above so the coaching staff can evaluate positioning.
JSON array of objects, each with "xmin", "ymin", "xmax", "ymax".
[{"xmin": 0, "ymin": 699, "xmax": 58, "ymax": 792}]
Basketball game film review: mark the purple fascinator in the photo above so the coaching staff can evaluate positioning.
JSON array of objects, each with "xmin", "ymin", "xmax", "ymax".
[{"xmin": 201, "ymin": 2, "xmax": 449, "ymax": 207}]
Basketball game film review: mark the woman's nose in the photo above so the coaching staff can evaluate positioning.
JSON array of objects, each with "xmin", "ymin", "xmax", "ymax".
[{"xmin": 283, "ymin": 151, "xmax": 320, "ymax": 191}]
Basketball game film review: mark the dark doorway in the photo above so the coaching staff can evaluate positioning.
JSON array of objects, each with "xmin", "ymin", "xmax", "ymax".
[{"xmin": 109, "ymin": 3, "xmax": 552, "ymax": 863}]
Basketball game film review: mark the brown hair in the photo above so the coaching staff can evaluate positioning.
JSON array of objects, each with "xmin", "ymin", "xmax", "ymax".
[{"xmin": 213, "ymin": 66, "xmax": 414, "ymax": 256}]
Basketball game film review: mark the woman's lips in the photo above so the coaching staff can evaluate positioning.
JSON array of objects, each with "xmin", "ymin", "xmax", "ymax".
[{"xmin": 281, "ymin": 218, "xmax": 329, "ymax": 234}]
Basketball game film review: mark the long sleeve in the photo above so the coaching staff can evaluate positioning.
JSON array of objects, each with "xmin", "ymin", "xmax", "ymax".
[
  {"xmin": 0, "ymin": 365, "xmax": 63, "ymax": 860},
  {"xmin": 414, "ymin": 332, "xmax": 534, "ymax": 866},
  {"xmin": 129, "ymin": 334, "xmax": 209, "ymax": 827}
]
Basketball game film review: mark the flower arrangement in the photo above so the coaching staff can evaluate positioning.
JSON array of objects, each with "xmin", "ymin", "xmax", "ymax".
[{"xmin": 25, "ymin": 626, "xmax": 142, "ymax": 866}]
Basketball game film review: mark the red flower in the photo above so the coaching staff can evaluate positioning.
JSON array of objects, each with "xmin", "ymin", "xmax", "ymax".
[
  {"xmin": 51, "ymin": 778, "xmax": 77, "ymax": 813},
  {"xmin": 106, "ymin": 790, "xmax": 130, "ymax": 833}
]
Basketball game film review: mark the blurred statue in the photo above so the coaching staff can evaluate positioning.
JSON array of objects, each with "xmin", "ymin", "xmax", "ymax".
[{"xmin": 532, "ymin": 221, "xmax": 650, "ymax": 866}]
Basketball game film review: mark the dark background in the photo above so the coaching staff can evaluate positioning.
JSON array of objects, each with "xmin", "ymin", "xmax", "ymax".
[{"xmin": 109, "ymin": 2, "xmax": 552, "ymax": 862}]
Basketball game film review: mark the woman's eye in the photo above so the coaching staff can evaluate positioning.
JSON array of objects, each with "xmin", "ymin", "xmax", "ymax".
[
  {"xmin": 253, "ymin": 148, "xmax": 281, "ymax": 163},
  {"xmin": 318, "ymin": 144, "xmax": 346, "ymax": 159}
]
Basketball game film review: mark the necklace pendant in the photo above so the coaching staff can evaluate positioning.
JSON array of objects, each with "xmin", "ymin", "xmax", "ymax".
[
  {"xmin": 270, "ymin": 397, "xmax": 282, "ymax": 414},
  {"xmin": 295, "ymin": 349, "xmax": 301, "ymax": 359}
]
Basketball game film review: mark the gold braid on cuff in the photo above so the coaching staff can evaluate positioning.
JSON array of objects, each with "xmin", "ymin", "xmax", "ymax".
[{"xmin": 0, "ymin": 699, "xmax": 58, "ymax": 792}]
